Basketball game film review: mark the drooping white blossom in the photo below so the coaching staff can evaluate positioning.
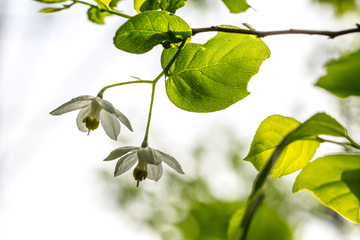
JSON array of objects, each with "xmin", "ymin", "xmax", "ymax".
[
  {"xmin": 50, "ymin": 95, "xmax": 133, "ymax": 140},
  {"xmin": 104, "ymin": 146, "xmax": 184, "ymax": 187}
]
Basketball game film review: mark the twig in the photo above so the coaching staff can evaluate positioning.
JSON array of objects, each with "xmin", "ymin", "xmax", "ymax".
[{"xmin": 192, "ymin": 24, "xmax": 360, "ymax": 38}]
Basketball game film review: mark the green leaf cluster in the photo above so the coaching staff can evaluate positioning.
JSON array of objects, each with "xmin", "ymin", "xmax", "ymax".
[
  {"xmin": 161, "ymin": 25, "xmax": 270, "ymax": 113},
  {"xmin": 244, "ymin": 112, "xmax": 360, "ymax": 224},
  {"xmin": 113, "ymin": 11, "xmax": 191, "ymax": 54}
]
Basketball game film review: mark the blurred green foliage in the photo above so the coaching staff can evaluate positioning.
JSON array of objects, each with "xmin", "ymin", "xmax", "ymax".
[{"xmin": 312, "ymin": 0, "xmax": 358, "ymax": 15}]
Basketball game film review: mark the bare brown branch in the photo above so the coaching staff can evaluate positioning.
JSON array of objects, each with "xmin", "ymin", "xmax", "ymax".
[{"xmin": 191, "ymin": 24, "xmax": 360, "ymax": 38}]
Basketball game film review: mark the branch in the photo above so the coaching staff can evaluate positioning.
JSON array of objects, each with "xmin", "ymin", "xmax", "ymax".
[{"xmin": 192, "ymin": 24, "xmax": 360, "ymax": 38}]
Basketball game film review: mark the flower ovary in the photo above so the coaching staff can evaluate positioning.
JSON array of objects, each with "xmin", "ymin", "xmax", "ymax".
[
  {"xmin": 133, "ymin": 167, "xmax": 148, "ymax": 187},
  {"xmin": 83, "ymin": 116, "xmax": 100, "ymax": 135}
]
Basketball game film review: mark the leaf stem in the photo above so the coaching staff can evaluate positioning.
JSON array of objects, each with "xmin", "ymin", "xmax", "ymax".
[
  {"xmin": 239, "ymin": 131, "xmax": 295, "ymax": 240},
  {"xmin": 97, "ymin": 80, "xmax": 153, "ymax": 98},
  {"xmin": 346, "ymin": 135, "xmax": 360, "ymax": 150},
  {"xmin": 141, "ymin": 40, "xmax": 187, "ymax": 147},
  {"xmin": 192, "ymin": 24, "xmax": 360, "ymax": 39},
  {"xmin": 72, "ymin": 0, "xmax": 132, "ymax": 19}
]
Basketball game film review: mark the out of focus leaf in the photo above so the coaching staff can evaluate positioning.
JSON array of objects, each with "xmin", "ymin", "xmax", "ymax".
[
  {"xmin": 39, "ymin": 7, "xmax": 65, "ymax": 13},
  {"xmin": 94, "ymin": 0, "xmax": 111, "ymax": 10},
  {"xmin": 87, "ymin": 6, "xmax": 112, "ymax": 24},
  {"xmin": 109, "ymin": 0, "xmax": 122, "ymax": 9},
  {"xmin": 316, "ymin": 49, "xmax": 360, "ymax": 98},
  {"xmin": 312, "ymin": 0, "xmax": 357, "ymax": 14},
  {"xmin": 293, "ymin": 154, "xmax": 360, "ymax": 223},
  {"xmin": 35, "ymin": 0, "xmax": 67, "ymax": 3},
  {"xmin": 221, "ymin": 0, "xmax": 251, "ymax": 13},
  {"xmin": 228, "ymin": 205, "xmax": 292, "ymax": 240}
]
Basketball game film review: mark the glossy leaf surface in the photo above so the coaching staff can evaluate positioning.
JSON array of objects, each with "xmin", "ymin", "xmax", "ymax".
[{"xmin": 114, "ymin": 11, "xmax": 191, "ymax": 54}]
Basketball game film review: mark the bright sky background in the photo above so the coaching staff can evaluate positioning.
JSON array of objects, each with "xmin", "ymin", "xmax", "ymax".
[{"xmin": 1, "ymin": 0, "xmax": 359, "ymax": 239}]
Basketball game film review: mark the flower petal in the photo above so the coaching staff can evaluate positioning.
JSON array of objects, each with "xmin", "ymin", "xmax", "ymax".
[
  {"xmin": 96, "ymin": 98, "xmax": 116, "ymax": 114},
  {"xmin": 147, "ymin": 164, "xmax": 163, "ymax": 182},
  {"xmin": 114, "ymin": 152, "xmax": 138, "ymax": 177},
  {"xmin": 76, "ymin": 106, "xmax": 91, "ymax": 132},
  {"xmin": 100, "ymin": 110, "xmax": 120, "ymax": 140},
  {"xmin": 50, "ymin": 95, "xmax": 94, "ymax": 115},
  {"xmin": 138, "ymin": 147, "xmax": 162, "ymax": 165},
  {"xmin": 114, "ymin": 109, "xmax": 133, "ymax": 132},
  {"xmin": 103, "ymin": 146, "xmax": 140, "ymax": 161},
  {"xmin": 157, "ymin": 150, "xmax": 185, "ymax": 174}
]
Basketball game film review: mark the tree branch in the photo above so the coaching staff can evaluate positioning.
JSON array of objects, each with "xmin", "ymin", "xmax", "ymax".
[{"xmin": 192, "ymin": 24, "xmax": 360, "ymax": 38}]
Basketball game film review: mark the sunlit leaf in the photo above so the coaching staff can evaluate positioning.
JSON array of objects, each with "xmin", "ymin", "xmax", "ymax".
[
  {"xmin": 316, "ymin": 49, "xmax": 360, "ymax": 98},
  {"xmin": 244, "ymin": 115, "xmax": 320, "ymax": 178},
  {"xmin": 160, "ymin": 0, "xmax": 187, "ymax": 13},
  {"xmin": 113, "ymin": 11, "xmax": 191, "ymax": 54},
  {"xmin": 94, "ymin": 0, "xmax": 111, "ymax": 10},
  {"xmin": 228, "ymin": 205, "xmax": 292, "ymax": 240},
  {"xmin": 161, "ymin": 25, "xmax": 270, "ymax": 113},
  {"xmin": 134, "ymin": 0, "xmax": 146, "ymax": 13},
  {"xmin": 35, "ymin": 0, "xmax": 67, "ymax": 3},
  {"xmin": 221, "ymin": 0, "xmax": 251, "ymax": 13},
  {"xmin": 293, "ymin": 154, "xmax": 360, "ymax": 223},
  {"xmin": 291, "ymin": 112, "xmax": 348, "ymax": 141}
]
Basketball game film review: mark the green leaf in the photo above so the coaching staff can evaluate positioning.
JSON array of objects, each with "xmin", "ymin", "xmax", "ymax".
[
  {"xmin": 161, "ymin": 25, "xmax": 270, "ymax": 113},
  {"xmin": 293, "ymin": 154, "xmax": 360, "ymax": 223},
  {"xmin": 160, "ymin": 0, "xmax": 187, "ymax": 13},
  {"xmin": 38, "ymin": 7, "xmax": 65, "ymax": 13},
  {"xmin": 94, "ymin": 0, "xmax": 111, "ymax": 10},
  {"xmin": 291, "ymin": 112, "xmax": 348, "ymax": 141},
  {"xmin": 244, "ymin": 115, "xmax": 320, "ymax": 178},
  {"xmin": 35, "ymin": 0, "xmax": 67, "ymax": 3},
  {"xmin": 134, "ymin": 0, "xmax": 146, "ymax": 13},
  {"xmin": 109, "ymin": 0, "xmax": 122, "ymax": 9},
  {"xmin": 113, "ymin": 11, "xmax": 191, "ymax": 54},
  {"xmin": 316, "ymin": 49, "xmax": 360, "ymax": 98},
  {"xmin": 228, "ymin": 205, "xmax": 293, "ymax": 240},
  {"xmin": 87, "ymin": 6, "xmax": 112, "ymax": 24},
  {"xmin": 140, "ymin": 0, "xmax": 161, "ymax": 12},
  {"xmin": 221, "ymin": 0, "xmax": 251, "ymax": 13}
]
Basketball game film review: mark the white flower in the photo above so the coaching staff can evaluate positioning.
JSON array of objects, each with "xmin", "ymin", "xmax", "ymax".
[
  {"xmin": 104, "ymin": 146, "xmax": 185, "ymax": 187},
  {"xmin": 50, "ymin": 95, "xmax": 133, "ymax": 140}
]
